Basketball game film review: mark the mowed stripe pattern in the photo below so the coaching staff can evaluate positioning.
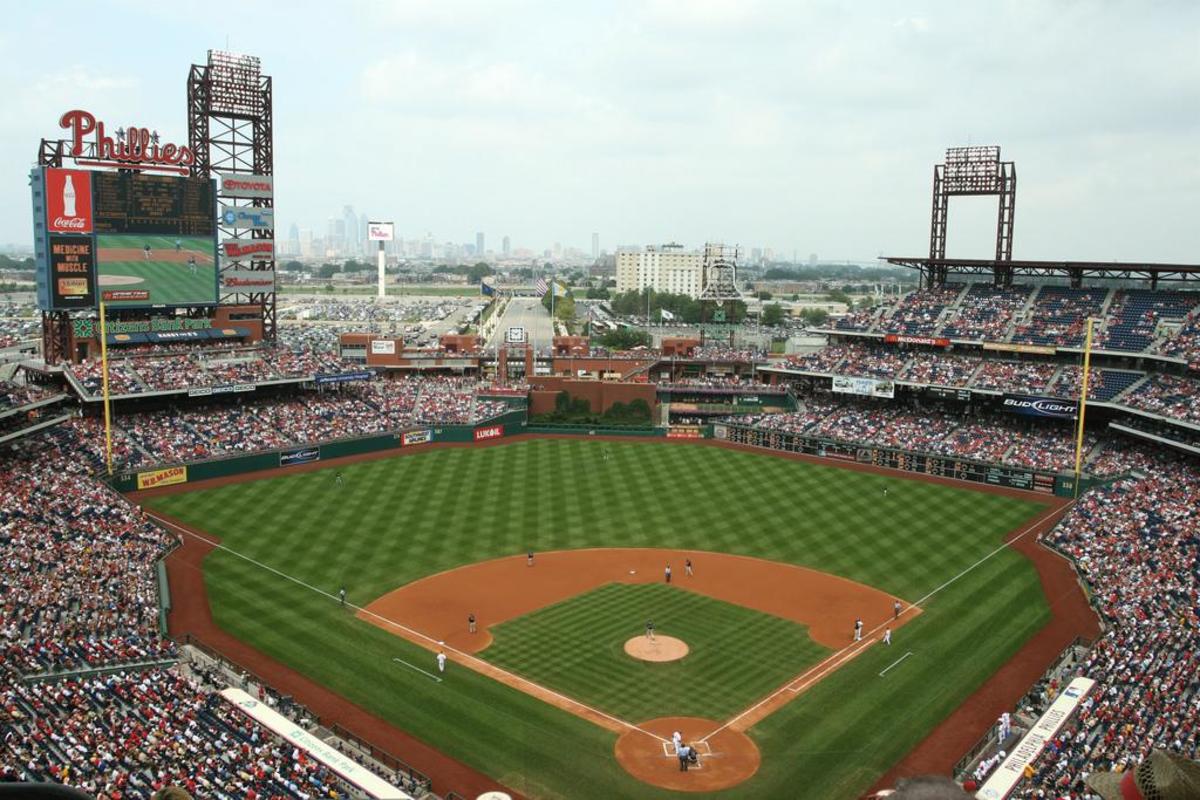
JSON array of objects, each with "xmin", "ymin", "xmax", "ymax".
[
  {"xmin": 147, "ymin": 439, "xmax": 1049, "ymax": 800},
  {"xmin": 482, "ymin": 583, "xmax": 829, "ymax": 722}
]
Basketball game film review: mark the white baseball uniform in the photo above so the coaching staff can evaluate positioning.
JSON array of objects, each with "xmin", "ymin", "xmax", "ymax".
[{"xmin": 436, "ymin": 652, "xmax": 447, "ymax": 673}]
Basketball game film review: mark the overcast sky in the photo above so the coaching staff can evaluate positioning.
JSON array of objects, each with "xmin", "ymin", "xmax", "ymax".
[{"xmin": 1, "ymin": 0, "xmax": 1197, "ymax": 262}]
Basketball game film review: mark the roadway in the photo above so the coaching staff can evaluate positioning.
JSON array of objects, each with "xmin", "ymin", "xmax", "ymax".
[{"xmin": 485, "ymin": 296, "xmax": 556, "ymax": 350}]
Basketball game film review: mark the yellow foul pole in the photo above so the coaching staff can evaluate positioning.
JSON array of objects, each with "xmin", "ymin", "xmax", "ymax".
[
  {"xmin": 1071, "ymin": 317, "xmax": 1095, "ymax": 497},
  {"xmin": 99, "ymin": 302, "xmax": 114, "ymax": 476}
]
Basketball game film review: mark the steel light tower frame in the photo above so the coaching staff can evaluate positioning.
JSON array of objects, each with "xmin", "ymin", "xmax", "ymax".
[
  {"xmin": 187, "ymin": 50, "xmax": 277, "ymax": 340},
  {"xmin": 698, "ymin": 243, "xmax": 744, "ymax": 324},
  {"xmin": 929, "ymin": 146, "xmax": 1017, "ymax": 287}
]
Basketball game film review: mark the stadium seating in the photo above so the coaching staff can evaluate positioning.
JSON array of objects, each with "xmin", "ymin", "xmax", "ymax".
[
  {"xmin": 1011, "ymin": 286, "xmax": 1108, "ymax": 348},
  {"xmin": 878, "ymin": 285, "xmax": 963, "ymax": 335},
  {"xmin": 940, "ymin": 284, "xmax": 1033, "ymax": 342},
  {"xmin": 1157, "ymin": 310, "xmax": 1200, "ymax": 363},
  {"xmin": 1098, "ymin": 289, "xmax": 1200, "ymax": 353}
]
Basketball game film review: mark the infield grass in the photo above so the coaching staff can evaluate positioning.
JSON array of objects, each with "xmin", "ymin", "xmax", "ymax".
[
  {"xmin": 483, "ymin": 582, "xmax": 829, "ymax": 721},
  {"xmin": 147, "ymin": 438, "xmax": 1051, "ymax": 800}
]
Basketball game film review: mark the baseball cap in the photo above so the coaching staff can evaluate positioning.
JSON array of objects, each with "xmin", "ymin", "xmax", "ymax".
[{"xmin": 1085, "ymin": 750, "xmax": 1200, "ymax": 800}]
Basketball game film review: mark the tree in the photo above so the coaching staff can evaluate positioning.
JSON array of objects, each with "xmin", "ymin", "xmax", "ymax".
[
  {"xmin": 799, "ymin": 307, "xmax": 830, "ymax": 327},
  {"xmin": 467, "ymin": 262, "xmax": 491, "ymax": 283},
  {"xmin": 596, "ymin": 328, "xmax": 651, "ymax": 350},
  {"xmin": 586, "ymin": 286, "xmax": 611, "ymax": 300},
  {"xmin": 316, "ymin": 263, "xmax": 339, "ymax": 279},
  {"xmin": 541, "ymin": 285, "xmax": 576, "ymax": 321},
  {"xmin": 757, "ymin": 290, "xmax": 773, "ymax": 301},
  {"xmin": 761, "ymin": 303, "xmax": 785, "ymax": 326}
]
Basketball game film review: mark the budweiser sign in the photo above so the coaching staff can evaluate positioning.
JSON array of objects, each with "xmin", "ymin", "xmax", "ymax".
[{"xmin": 59, "ymin": 109, "xmax": 195, "ymax": 173}]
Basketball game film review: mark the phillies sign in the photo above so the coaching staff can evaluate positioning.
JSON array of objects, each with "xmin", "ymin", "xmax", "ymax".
[{"xmin": 59, "ymin": 109, "xmax": 195, "ymax": 174}]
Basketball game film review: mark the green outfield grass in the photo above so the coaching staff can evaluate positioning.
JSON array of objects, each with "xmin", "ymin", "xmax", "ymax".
[
  {"xmin": 146, "ymin": 438, "xmax": 1051, "ymax": 799},
  {"xmin": 95, "ymin": 234, "xmax": 216, "ymax": 307},
  {"xmin": 483, "ymin": 582, "xmax": 829, "ymax": 721}
]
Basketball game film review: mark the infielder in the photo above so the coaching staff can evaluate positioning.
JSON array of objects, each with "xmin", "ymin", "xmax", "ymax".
[
  {"xmin": 436, "ymin": 651, "xmax": 447, "ymax": 673},
  {"xmin": 143, "ymin": 243, "xmax": 152, "ymax": 260},
  {"xmin": 854, "ymin": 617, "xmax": 863, "ymax": 642},
  {"xmin": 187, "ymin": 255, "xmax": 197, "ymax": 275},
  {"xmin": 527, "ymin": 550, "xmax": 534, "ymax": 567},
  {"xmin": 893, "ymin": 599, "xmax": 902, "ymax": 619},
  {"xmin": 882, "ymin": 628, "xmax": 892, "ymax": 646},
  {"xmin": 174, "ymin": 238, "xmax": 182, "ymax": 252},
  {"xmin": 665, "ymin": 563, "xmax": 672, "ymax": 584},
  {"xmin": 685, "ymin": 558, "xmax": 693, "ymax": 577},
  {"xmin": 468, "ymin": 613, "xmax": 476, "ymax": 634}
]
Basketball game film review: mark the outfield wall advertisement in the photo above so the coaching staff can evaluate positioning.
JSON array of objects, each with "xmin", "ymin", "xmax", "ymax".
[
  {"xmin": 280, "ymin": 447, "xmax": 320, "ymax": 467},
  {"xmin": 832, "ymin": 375, "xmax": 895, "ymax": 399},
  {"xmin": 474, "ymin": 424, "xmax": 504, "ymax": 441},
  {"xmin": 137, "ymin": 466, "xmax": 188, "ymax": 489},
  {"xmin": 402, "ymin": 429, "xmax": 432, "ymax": 446}
]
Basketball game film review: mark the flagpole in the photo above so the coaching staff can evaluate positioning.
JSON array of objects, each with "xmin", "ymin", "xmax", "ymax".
[
  {"xmin": 1072, "ymin": 317, "xmax": 1095, "ymax": 498},
  {"xmin": 99, "ymin": 302, "xmax": 114, "ymax": 476}
]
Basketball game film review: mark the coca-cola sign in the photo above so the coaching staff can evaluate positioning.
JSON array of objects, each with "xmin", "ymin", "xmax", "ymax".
[
  {"xmin": 59, "ymin": 109, "xmax": 195, "ymax": 174},
  {"xmin": 45, "ymin": 168, "xmax": 94, "ymax": 234}
]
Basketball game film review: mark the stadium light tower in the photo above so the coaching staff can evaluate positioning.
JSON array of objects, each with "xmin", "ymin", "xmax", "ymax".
[
  {"xmin": 698, "ymin": 243, "xmax": 743, "ymax": 323},
  {"xmin": 929, "ymin": 146, "xmax": 1017, "ymax": 286}
]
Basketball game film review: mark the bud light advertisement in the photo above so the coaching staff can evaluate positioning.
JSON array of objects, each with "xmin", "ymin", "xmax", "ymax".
[{"xmin": 1000, "ymin": 394, "xmax": 1078, "ymax": 420}]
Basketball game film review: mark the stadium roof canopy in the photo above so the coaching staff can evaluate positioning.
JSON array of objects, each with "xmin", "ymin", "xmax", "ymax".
[{"xmin": 883, "ymin": 256, "xmax": 1200, "ymax": 288}]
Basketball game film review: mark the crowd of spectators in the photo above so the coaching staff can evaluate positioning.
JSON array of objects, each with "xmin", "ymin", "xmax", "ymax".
[
  {"xmin": 940, "ymin": 285, "xmax": 1033, "ymax": 342},
  {"xmin": 958, "ymin": 359, "xmax": 1058, "ymax": 395},
  {"xmin": 688, "ymin": 345, "xmax": 768, "ymax": 363},
  {"xmin": 898, "ymin": 352, "xmax": 980, "ymax": 386},
  {"xmin": 878, "ymin": 285, "xmax": 963, "ymax": 336},
  {"xmin": 1099, "ymin": 289, "xmax": 1199, "ymax": 354},
  {"xmin": 1012, "ymin": 457, "xmax": 1200, "ymax": 796},
  {"xmin": 1121, "ymin": 373, "xmax": 1200, "ymax": 424},
  {"xmin": 781, "ymin": 345, "xmax": 854, "ymax": 373},
  {"xmin": 66, "ymin": 346, "xmax": 366, "ymax": 399},
  {"xmin": 0, "ymin": 378, "xmax": 54, "ymax": 412},
  {"xmin": 1157, "ymin": 311, "xmax": 1200, "ymax": 364},
  {"xmin": 1011, "ymin": 286, "xmax": 1109, "ymax": 348}
]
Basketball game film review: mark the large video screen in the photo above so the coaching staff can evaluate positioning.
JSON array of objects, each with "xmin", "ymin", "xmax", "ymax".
[
  {"xmin": 95, "ymin": 234, "xmax": 218, "ymax": 308},
  {"xmin": 36, "ymin": 167, "xmax": 218, "ymax": 309}
]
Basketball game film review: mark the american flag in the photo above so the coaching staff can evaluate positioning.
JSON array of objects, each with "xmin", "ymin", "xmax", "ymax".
[{"xmin": 534, "ymin": 278, "xmax": 549, "ymax": 296}]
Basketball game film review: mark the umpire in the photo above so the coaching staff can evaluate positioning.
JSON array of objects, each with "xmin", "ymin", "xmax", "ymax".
[{"xmin": 677, "ymin": 743, "xmax": 693, "ymax": 771}]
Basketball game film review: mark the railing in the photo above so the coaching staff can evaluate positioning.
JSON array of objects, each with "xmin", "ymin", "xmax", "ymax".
[{"xmin": 328, "ymin": 723, "xmax": 433, "ymax": 797}]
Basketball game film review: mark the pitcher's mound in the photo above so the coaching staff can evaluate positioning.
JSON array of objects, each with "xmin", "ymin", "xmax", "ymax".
[{"xmin": 624, "ymin": 635, "xmax": 689, "ymax": 662}]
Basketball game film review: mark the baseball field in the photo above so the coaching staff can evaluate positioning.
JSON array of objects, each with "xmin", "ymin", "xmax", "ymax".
[
  {"xmin": 95, "ymin": 234, "xmax": 217, "ymax": 307},
  {"xmin": 144, "ymin": 438, "xmax": 1059, "ymax": 799}
]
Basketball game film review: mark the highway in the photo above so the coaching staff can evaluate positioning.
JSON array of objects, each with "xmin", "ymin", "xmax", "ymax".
[{"xmin": 485, "ymin": 296, "xmax": 556, "ymax": 350}]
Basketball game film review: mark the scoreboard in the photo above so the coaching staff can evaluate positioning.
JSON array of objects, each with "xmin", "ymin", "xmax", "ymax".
[{"xmin": 93, "ymin": 172, "xmax": 215, "ymax": 236}]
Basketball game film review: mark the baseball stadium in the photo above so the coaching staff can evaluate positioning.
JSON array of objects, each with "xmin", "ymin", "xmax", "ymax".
[{"xmin": 3, "ymin": 33, "xmax": 1200, "ymax": 800}]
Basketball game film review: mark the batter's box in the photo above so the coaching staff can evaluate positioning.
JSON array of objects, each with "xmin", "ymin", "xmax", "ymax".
[{"xmin": 659, "ymin": 740, "xmax": 714, "ymax": 760}]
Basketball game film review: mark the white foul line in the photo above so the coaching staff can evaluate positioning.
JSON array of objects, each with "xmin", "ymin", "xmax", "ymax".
[
  {"xmin": 149, "ymin": 513, "xmax": 669, "ymax": 744},
  {"xmin": 699, "ymin": 501, "xmax": 1071, "ymax": 744},
  {"xmin": 879, "ymin": 651, "xmax": 914, "ymax": 677},
  {"xmin": 393, "ymin": 657, "xmax": 443, "ymax": 683}
]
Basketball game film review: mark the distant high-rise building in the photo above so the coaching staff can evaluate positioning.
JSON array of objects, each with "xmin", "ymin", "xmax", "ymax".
[
  {"xmin": 502, "ymin": 235, "xmax": 511, "ymax": 256},
  {"xmin": 476, "ymin": 232, "xmax": 485, "ymax": 258},
  {"xmin": 342, "ymin": 206, "xmax": 359, "ymax": 256},
  {"xmin": 360, "ymin": 213, "xmax": 370, "ymax": 253},
  {"xmin": 591, "ymin": 232, "xmax": 599, "ymax": 260},
  {"xmin": 809, "ymin": 252, "xmax": 818, "ymax": 265},
  {"xmin": 287, "ymin": 224, "xmax": 300, "ymax": 257}
]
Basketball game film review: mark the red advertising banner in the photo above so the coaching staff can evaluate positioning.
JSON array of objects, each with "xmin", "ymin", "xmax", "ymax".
[
  {"xmin": 221, "ymin": 239, "xmax": 275, "ymax": 259},
  {"xmin": 45, "ymin": 168, "xmax": 94, "ymax": 234},
  {"xmin": 474, "ymin": 424, "xmax": 504, "ymax": 441},
  {"xmin": 884, "ymin": 334, "xmax": 950, "ymax": 347}
]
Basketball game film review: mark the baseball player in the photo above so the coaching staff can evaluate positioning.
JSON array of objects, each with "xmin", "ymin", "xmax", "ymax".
[
  {"xmin": 893, "ymin": 599, "xmax": 902, "ymax": 620},
  {"xmin": 853, "ymin": 617, "xmax": 863, "ymax": 642},
  {"xmin": 882, "ymin": 628, "xmax": 892, "ymax": 646},
  {"xmin": 335, "ymin": 471, "xmax": 344, "ymax": 487},
  {"xmin": 174, "ymin": 238, "xmax": 182, "ymax": 252},
  {"xmin": 685, "ymin": 558, "xmax": 693, "ymax": 577},
  {"xmin": 338, "ymin": 586, "xmax": 346, "ymax": 607},
  {"xmin": 527, "ymin": 550, "xmax": 534, "ymax": 567},
  {"xmin": 468, "ymin": 613, "xmax": 477, "ymax": 634},
  {"xmin": 645, "ymin": 619, "xmax": 655, "ymax": 640},
  {"xmin": 883, "ymin": 486, "xmax": 889, "ymax": 497},
  {"xmin": 664, "ymin": 563, "xmax": 672, "ymax": 584},
  {"xmin": 143, "ymin": 243, "xmax": 152, "ymax": 260},
  {"xmin": 187, "ymin": 255, "xmax": 197, "ymax": 275},
  {"xmin": 672, "ymin": 730, "xmax": 683, "ymax": 754},
  {"xmin": 436, "ymin": 651, "xmax": 447, "ymax": 673}
]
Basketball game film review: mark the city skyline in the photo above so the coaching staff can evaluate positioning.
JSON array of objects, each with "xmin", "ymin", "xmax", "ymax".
[{"xmin": 0, "ymin": 2, "xmax": 1196, "ymax": 262}]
